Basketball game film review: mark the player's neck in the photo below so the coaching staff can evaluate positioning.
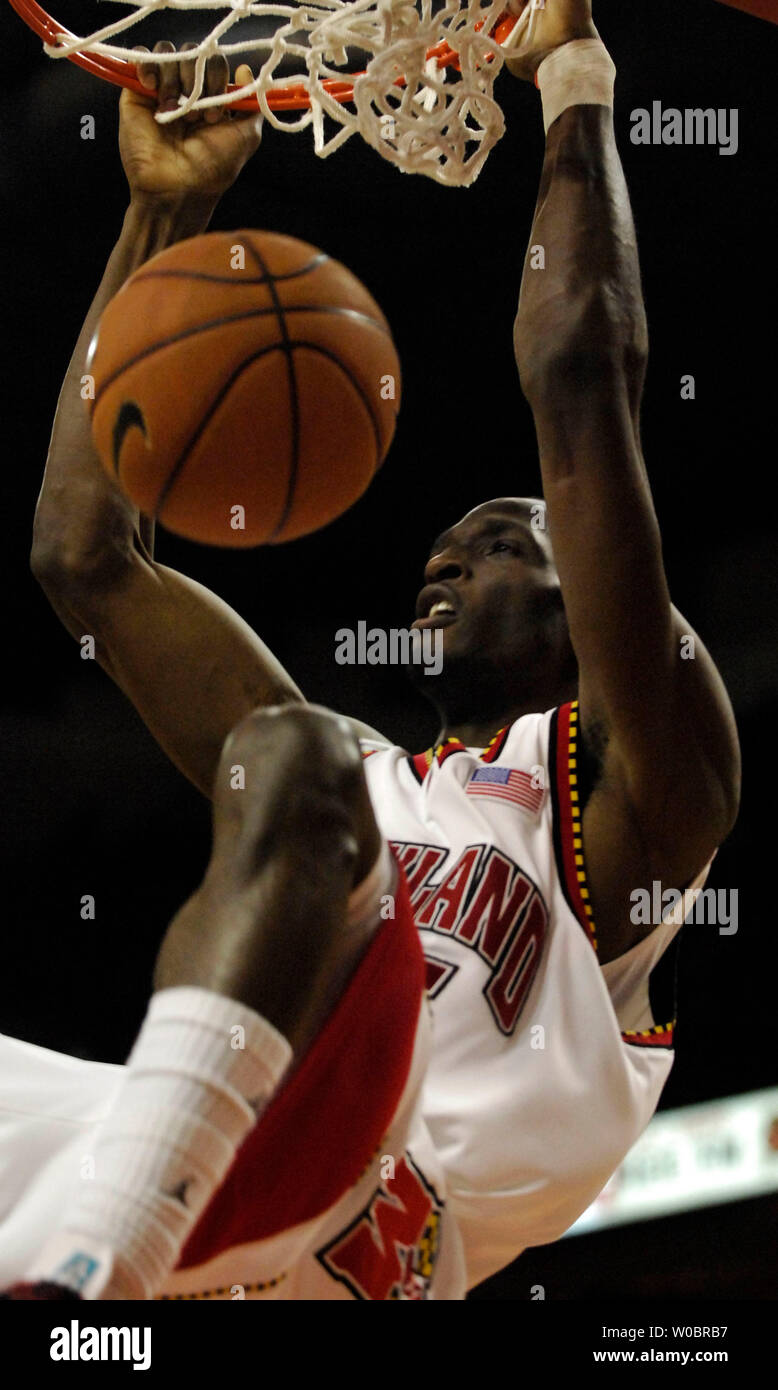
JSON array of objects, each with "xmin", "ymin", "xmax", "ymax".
[
  {"xmin": 430, "ymin": 674, "xmax": 578, "ymax": 749},
  {"xmin": 435, "ymin": 704, "xmax": 544, "ymax": 751}
]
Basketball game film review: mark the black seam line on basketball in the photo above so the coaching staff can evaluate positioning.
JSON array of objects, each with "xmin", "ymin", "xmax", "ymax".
[
  {"xmin": 93, "ymin": 306, "xmax": 392, "ymax": 410},
  {"xmin": 130, "ymin": 253, "xmax": 329, "ymax": 287},
  {"xmin": 151, "ymin": 340, "xmax": 384, "ymax": 530},
  {"xmin": 286, "ymin": 341, "xmax": 384, "ymax": 467},
  {"xmin": 242, "ymin": 239, "xmax": 300, "ymax": 542},
  {"xmin": 153, "ymin": 342, "xmax": 288, "ymax": 524}
]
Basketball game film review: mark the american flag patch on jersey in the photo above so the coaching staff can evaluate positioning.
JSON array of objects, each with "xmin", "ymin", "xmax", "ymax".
[{"xmin": 466, "ymin": 766, "xmax": 545, "ymax": 814}]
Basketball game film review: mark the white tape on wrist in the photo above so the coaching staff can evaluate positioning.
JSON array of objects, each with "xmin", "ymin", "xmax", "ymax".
[{"xmin": 536, "ymin": 39, "xmax": 616, "ymax": 134}]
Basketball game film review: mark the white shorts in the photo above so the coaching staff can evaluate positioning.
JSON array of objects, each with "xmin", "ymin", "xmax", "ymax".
[{"xmin": 0, "ymin": 865, "xmax": 465, "ymax": 1301}]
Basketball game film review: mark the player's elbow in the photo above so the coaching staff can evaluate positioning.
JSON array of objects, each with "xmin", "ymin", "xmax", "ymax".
[
  {"xmin": 31, "ymin": 516, "xmax": 134, "ymax": 614},
  {"xmin": 516, "ymin": 286, "xmax": 648, "ymax": 409},
  {"xmin": 31, "ymin": 500, "xmax": 135, "ymax": 603}
]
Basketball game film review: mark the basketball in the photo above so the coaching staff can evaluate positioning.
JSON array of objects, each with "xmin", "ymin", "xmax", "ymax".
[{"xmin": 86, "ymin": 230, "xmax": 401, "ymax": 547}]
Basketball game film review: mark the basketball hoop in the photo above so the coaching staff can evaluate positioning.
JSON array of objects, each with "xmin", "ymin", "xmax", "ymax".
[{"xmin": 8, "ymin": 0, "xmax": 528, "ymax": 185}]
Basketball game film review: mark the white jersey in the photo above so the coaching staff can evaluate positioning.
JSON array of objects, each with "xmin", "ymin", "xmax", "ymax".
[
  {"xmin": 0, "ymin": 697, "xmax": 705, "ymax": 1301},
  {"xmin": 362, "ymin": 700, "xmax": 705, "ymax": 1289}
]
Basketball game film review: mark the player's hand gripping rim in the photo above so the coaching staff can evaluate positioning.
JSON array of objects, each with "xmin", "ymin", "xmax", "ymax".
[{"xmin": 120, "ymin": 42, "xmax": 263, "ymax": 207}]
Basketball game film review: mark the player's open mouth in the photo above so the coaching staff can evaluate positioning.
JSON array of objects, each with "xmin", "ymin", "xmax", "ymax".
[{"xmin": 412, "ymin": 594, "xmax": 458, "ymax": 630}]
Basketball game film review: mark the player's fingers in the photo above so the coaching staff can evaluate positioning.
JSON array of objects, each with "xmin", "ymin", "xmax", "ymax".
[
  {"xmin": 153, "ymin": 40, "xmax": 180, "ymax": 112},
  {"xmin": 179, "ymin": 41, "xmax": 198, "ymax": 92},
  {"xmin": 203, "ymin": 52, "xmax": 230, "ymax": 123},
  {"xmin": 179, "ymin": 41, "xmax": 201, "ymax": 124},
  {"xmin": 135, "ymin": 44, "xmax": 158, "ymax": 93},
  {"xmin": 234, "ymin": 63, "xmax": 254, "ymax": 87},
  {"xmin": 206, "ymin": 51, "xmax": 230, "ymax": 96}
]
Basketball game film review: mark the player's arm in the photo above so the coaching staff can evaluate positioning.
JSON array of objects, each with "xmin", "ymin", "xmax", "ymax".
[
  {"xmin": 32, "ymin": 50, "xmax": 384, "ymax": 800},
  {"xmin": 509, "ymin": 9, "xmax": 740, "ymax": 956}
]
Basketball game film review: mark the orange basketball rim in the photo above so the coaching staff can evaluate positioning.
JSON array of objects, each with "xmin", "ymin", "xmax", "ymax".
[{"xmin": 7, "ymin": 0, "xmax": 522, "ymax": 113}]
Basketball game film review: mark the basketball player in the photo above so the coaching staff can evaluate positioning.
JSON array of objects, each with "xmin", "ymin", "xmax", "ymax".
[{"xmin": 2, "ymin": 0, "xmax": 739, "ymax": 1299}]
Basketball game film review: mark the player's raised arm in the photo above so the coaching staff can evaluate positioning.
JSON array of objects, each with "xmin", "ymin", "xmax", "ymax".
[
  {"xmin": 507, "ymin": 4, "xmax": 740, "ymax": 950},
  {"xmin": 32, "ymin": 49, "xmax": 311, "ymax": 799}
]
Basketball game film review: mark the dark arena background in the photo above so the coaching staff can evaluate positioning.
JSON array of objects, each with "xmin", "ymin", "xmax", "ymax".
[{"xmin": 1, "ymin": 0, "xmax": 776, "ymax": 1319}]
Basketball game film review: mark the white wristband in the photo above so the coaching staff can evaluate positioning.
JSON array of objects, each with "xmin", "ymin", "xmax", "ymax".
[{"xmin": 536, "ymin": 38, "xmax": 616, "ymax": 134}]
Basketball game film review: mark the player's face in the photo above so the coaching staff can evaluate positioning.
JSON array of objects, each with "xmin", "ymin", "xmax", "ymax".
[{"xmin": 410, "ymin": 499, "xmax": 575, "ymax": 704}]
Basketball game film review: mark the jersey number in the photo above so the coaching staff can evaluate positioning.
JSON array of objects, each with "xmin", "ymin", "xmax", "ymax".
[{"xmin": 316, "ymin": 1155, "xmax": 443, "ymax": 1300}]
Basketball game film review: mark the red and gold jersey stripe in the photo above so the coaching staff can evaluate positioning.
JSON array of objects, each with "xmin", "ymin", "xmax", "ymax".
[
  {"xmin": 622, "ymin": 1022, "xmax": 675, "ymax": 1048},
  {"xmin": 408, "ymin": 726, "xmax": 512, "ymax": 783},
  {"xmin": 550, "ymin": 701, "xmax": 598, "ymax": 955}
]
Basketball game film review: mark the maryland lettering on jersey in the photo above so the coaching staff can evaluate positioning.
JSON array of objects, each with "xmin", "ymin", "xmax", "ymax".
[
  {"xmin": 392, "ymin": 840, "xmax": 549, "ymax": 1035},
  {"xmin": 316, "ymin": 1154, "xmax": 443, "ymax": 1301}
]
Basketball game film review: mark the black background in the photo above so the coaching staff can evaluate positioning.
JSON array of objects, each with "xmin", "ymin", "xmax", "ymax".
[{"xmin": 1, "ymin": 0, "xmax": 776, "ymax": 1298}]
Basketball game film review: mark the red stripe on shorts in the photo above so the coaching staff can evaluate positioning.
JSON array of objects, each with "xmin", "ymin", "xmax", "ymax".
[{"xmin": 178, "ymin": 853, "xmax": 424, "ymax": 1268}]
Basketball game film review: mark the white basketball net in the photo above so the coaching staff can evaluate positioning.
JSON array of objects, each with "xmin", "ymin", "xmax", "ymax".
[{"xmin": 43, "ymin": 0, "xmax": 531, "ymax": 185}]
